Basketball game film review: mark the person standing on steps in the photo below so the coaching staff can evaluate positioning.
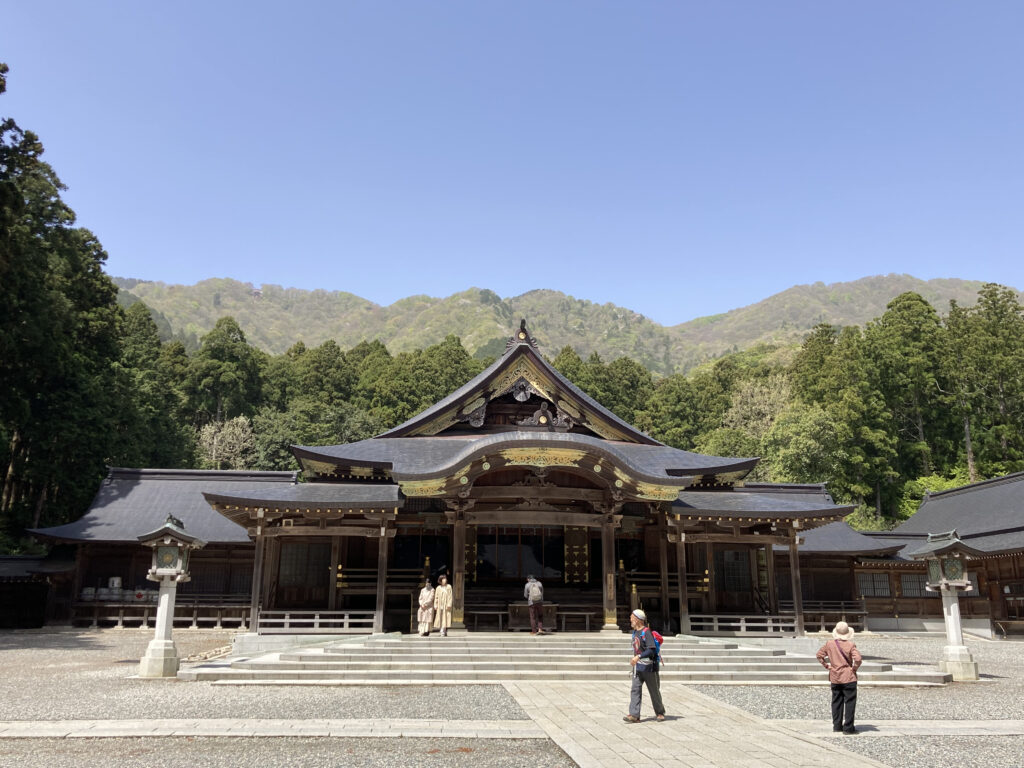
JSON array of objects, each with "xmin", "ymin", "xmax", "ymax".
[
  {"xmin": 417, "ymin": 579, "xmax": 435, "ymax": 637},
  {"xmin": 624, "ymin": 609, "xmax": 666, "ymax": 723},
  {"xmin": 433, "ymin": 574, "xmax": 453, "ymax": 636},
  {"xmin": 816, "ymin": 621, "xmax": 862, "ymax": 734},
  {"xmin": 524, "ymin": 574, "xmax": 545, "ymax": 635}
]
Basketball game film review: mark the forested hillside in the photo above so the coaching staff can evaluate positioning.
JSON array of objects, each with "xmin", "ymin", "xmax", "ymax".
[
  {"xmin": 115, "ymin": 275, "xmax": 1006, "ymax": 374},
  {"xmin": 4, "ymin": 62, "xmax": 1024, "ymax": 553}
]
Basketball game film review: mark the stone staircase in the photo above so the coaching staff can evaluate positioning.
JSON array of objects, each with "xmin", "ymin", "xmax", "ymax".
[{"xmin": 180, "ymin": 633, "xmax": 952, "ymax": 685}]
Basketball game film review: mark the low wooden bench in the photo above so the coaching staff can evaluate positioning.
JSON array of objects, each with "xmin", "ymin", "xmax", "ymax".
[
  {"xmin": 559, "ymin": 610, "xmax": 598, "ymax": 632},
  {"xmin": 466, "ymin": 609, "xmax": 506, "ymax": 631}
]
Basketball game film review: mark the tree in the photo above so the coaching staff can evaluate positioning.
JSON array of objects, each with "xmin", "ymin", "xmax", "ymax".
[
  {"xmin": 198, "ymin": 416, "xmax": 256, "ymax": 470},
  {"xmin": 186, "ymin": 316, "xmax": 263, "ymax": 424}
]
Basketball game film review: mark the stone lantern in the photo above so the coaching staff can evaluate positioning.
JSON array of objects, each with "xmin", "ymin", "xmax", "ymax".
[
  {"xmin": 137, "ymin": 515, "xmax": 206, "ymax": 678},
  {"xmin": 908, "ymin": 530, "xmax": 981, "ymax": 681}
]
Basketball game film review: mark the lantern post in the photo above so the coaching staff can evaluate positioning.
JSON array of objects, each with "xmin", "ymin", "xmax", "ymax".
[
  {"xmin": 137, "ymin": 516, "xmax": 206, "ymax": 678},
  {"xmin": 909, "ymin": 530, "xmax": 980, "ymax": 682}
]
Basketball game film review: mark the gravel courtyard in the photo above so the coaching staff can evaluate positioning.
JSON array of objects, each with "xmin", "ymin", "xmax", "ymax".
[{"xmin": 2, "ymin": 628, "xmax": 1023, "ymax": 768}]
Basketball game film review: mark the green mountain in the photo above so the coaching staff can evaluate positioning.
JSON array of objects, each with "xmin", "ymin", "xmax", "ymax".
[{"xmin": 113, "ymin": 274, "xmax": 1013, "ymax": 374}]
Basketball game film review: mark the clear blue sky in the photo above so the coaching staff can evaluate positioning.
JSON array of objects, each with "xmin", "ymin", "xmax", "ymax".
[{"xmin": 3, "ymin": 2, "xmax": 1022, "ymax": 325}]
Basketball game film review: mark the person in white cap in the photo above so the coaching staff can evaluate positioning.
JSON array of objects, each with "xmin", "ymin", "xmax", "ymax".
[
  {"xmin": 623, "ymin": 609, "xmax": 666, "ymax": 723},
  {"xmin": 816, "ymin": 621, "xmax": 862, "ymax": 734}
]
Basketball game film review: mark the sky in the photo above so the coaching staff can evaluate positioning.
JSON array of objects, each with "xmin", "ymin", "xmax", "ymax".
[{"xmin": 2, "ymin": 2, "xmax": 1022, "ymax": 326}]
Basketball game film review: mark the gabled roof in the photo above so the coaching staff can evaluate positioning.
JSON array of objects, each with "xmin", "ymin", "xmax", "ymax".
[
  {"xmin": 893, "ymin": 472, "xmax": 1024, "ymax": 541},
  {"xmin": 203, "ymin": 483, "xmax": 403, "ymax": 526},
  {"xmin": 377, "ymin": 322, "xmax": 661, "ymax": 444},
  {"xmin": 794, "ymin": 521, "xmax": 904, "ymax": 555},
  {"xmin": 30, "ymin": 468, "xmax": 297, "ymax": 544}
]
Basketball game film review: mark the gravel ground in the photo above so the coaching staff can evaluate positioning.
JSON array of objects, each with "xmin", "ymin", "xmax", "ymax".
[
  {"xmin": 690, "ymin": 634, "xmax": 1024, "ymax": 721},
  {"xmin": 836, "ymin": 736, "xmax": 1024, "ymax": 768},
  {"xmin": 0, "ymin": 630, "xmax": 529, "ymax": 722},
  {"xmin": 0, "ymin": 737, "xmax": 573, "ymax": 768}
]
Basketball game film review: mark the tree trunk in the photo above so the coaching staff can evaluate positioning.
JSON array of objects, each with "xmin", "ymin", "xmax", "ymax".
[
  {"xmin": 963, "ymin": 413, "xmax": 977, "ymax": 483},
  {"xmin": 32, "ymin": 485, "xmax": 48, "ymax": 529}
]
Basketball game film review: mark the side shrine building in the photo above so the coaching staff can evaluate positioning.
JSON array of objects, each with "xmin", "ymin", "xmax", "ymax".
[{"xmin": 33, "ymin": 322, "xmax": 864, "ymax": 637}]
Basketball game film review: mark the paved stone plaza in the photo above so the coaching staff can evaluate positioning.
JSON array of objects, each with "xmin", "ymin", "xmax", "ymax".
[{"xmin": 0, "ymin": 629, "xmax": 1022, "ymax": 767}]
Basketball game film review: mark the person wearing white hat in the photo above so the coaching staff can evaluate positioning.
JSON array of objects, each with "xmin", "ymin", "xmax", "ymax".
[
  {"xmin": 816, "ymin": 621, "xmax": 862, "ymax": 734},
  {"xmin": 623, "ymin": 609, "xmax": 666, "ymax": 723}
]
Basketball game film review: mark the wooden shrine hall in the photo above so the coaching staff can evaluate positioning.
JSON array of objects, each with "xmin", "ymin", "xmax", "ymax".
[{"xmin": 192, "ymin": 321, "xmax": 855, "ymax": 636}]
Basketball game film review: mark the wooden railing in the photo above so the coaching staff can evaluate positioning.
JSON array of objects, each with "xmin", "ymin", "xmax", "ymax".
[
  {"xmin": 258, "ymin": 610, "xmax": 375, "ymax": 634},
  {"xmin": 625, "ymin": 571, "xmax": 709, "ymax": 595},
  {"xmin": 73, "ymin": 594, "xmax": 250, "ymax": 629},
  {"xmin": 335, "ymin": 568, "xmax": 423, "ymax": 592},
  {"xmin": 779, "ymin": 599, "xmax": 867, "ymax": 632},
  {"xmin": 688, "ymin": 614, "xmax": 798, "ymax": 635}
]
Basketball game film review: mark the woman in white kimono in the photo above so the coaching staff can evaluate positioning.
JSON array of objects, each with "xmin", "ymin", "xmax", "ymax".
[
  {"xmin": 417, "ymin": 580, "xmax": 435, "ymax": 636},
  {"xmin": 433, "ymin": 574, "xmax": 453, "ymax": 636}
]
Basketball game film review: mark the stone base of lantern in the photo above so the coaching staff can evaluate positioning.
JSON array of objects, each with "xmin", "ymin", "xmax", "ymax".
[
  {"xmin": 939, "ymin": 644, "xmax": 979, "ymax": 681},
  {"xmin": 138, "ymin": 638, "xmax": 180, "ymax": 678}
]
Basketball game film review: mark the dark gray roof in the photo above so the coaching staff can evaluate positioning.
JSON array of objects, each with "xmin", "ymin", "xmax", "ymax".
[
  {"xmin": 203, "ymin": 483, "xmax": 403, "ymax": 512},
  {"xmin": 793, "ymin": 522, "xmax": 904, "ymax": 555},
  {"xmin": 894, "ymin": 472, "xmax": 1024, "ymax": 538},
  {"xmin": 30, "ymin": 468, "xmax": 297, "ymax": 544},
  {"xmin": 0, "ymin": 556, "xmax": 46, "ymax": 578},
  {"xmin": 296, "ymin": 432, "xmax": 757, "ymax": 484},
  {"xmin": 905, "ymin": 531, "xmax": 986, "ymax": 560},
  {"xmin": 672, "ymin": 484, "xmax": 855, "ymax": 521},
  {"xmin": 378, "ymin": 336, "xmax": 659, "ymax": 444}
]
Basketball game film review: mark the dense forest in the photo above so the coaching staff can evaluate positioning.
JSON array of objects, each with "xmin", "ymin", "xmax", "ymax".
[{"xmin": 3, "ymin": 64, "xmax": 1024, "ymax": 552}]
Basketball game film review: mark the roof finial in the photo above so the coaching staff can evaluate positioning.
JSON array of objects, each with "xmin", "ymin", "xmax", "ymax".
[{"xmin": 506, "ymin": 319, "xmax": 538, "ymax": 351}]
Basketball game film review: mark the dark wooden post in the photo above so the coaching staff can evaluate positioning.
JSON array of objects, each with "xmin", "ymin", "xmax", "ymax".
[
  {"xmin": 601, "ymin": 513, "xmax": 618, "ymax": 630},
  {"xmin": 676, "ymin": 538, "xmax": 690, "ymax": 634},
  {"xmin": 249, "ymin": 511, "xmax": 266, "ymax": 632},
  {"xmin": 766, "ymin": 543, "xmax": 778, "ymax": 614},
  {"xmin": 788, "ymin": 531, "xmax": 805, "ymax": 635},
  {"xmin": 328, "ymin": 536, "xmax": 340, "ymax": 611},
  {"xmin": 452, "ymin": 511, "xmax": 466, "ymax": 630},
  {"xmin": 373, "ymin": 522, "xmax": 390, "ymax": 633},
  {"xmin": 658, "ymin": 515, "xmax": 671, "ymax": 634},
  {"xmin": 705, "ymin": 541, "xmax": 717, "ymax": 613}
]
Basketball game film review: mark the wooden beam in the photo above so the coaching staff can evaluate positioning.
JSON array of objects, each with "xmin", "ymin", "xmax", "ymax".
[
  {"xmin": 674, "ymin": 533, "xmax": 790, "ymax": 546},
  {"xmin": 601, "ymin": 516, "xmax": 618, "ymax": 629},
  {"xmin": 452, "ymin": 512, "xmax": 466, "ymax": 629},
  {"xmin": 676, "ymin": 540, "xmax": 690, "ymax": 634},
  {"xmin": 469, "ymin": 486, "xmax": 607, "ymax": 502},
  {"xmin": 465, "ymin": 510, "xmax": 616, "ymax": 528},
  {"xmin": 249, "ymin": 532, "xmax": 265, "ymax": 631},
  {"xmin": 658, "ymin": 518, "xmax": 670, "ymax": 635},
  {"xmin": 250, "ymin": 526, "xmax": 390, "ymax": 538}
]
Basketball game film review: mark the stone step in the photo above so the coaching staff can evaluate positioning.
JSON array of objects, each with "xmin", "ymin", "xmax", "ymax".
[
  {"xmin": 310, "ymin": 646, "xmax": 773, "ymax": 659},
  {"xmin": 233, "ymin": 659, "xmax": 892, "ymax": 673},
  {"xmin": 183, "ymin": 667, "xmax": 942, "ymax": 684},
  {"xmin": 283, "ymin": 651, "xmax": 787, "ymax": 664}
]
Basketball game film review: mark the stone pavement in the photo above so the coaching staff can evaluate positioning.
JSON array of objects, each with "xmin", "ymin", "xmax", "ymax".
[{"xmin": 502, "ymin": 681, "xmax": 890, "ymax": 768}]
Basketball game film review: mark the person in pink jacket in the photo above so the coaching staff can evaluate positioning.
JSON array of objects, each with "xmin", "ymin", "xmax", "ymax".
[{"xmin": 816, "ymin": 621, "xmax": 863, "ymax": 734}]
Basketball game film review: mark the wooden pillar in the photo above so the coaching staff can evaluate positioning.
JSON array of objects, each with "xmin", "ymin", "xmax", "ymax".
[
  {"xmin": 788, "ymin": 532, "xmax": 805, "ymax": 635},
  {"xmin": 373, "ymin": 523, "xmax": 390, "ymax": 633},
  {"xmin": 705, "ymin": 541, "xmax": 717, "ymax": 613},
  {"xmin": 328, "ymin": 536, "xmax": 340, "ymax": 611},
  {"xmin": 658, "ymin": 517, "xmax": 671, "ymax": 634},
  {"xmin": 249, "ymin": 526, "xmax": 266, "ymax": 633},
  {"xmin": 676, "ymin": 539, "xmax": 690, "ymax": 634},
  {"xmin": 601, "ymin": 515, "xmax": 618, "ymax": 630},
  {"xmin": 766, "ymin": 543, "xmax": 778, "ymax": 614},
  {"xmin": 452, "ymin": 512, "xmax": 466, "ymax": 629}
]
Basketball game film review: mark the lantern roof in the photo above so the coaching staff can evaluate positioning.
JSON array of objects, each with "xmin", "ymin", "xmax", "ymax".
[
  {"xmin": 138, "ymin": 514, "xmax": 207, "ymax": 549},
  {"xmin": 906, "ymin": 530, "xmax": 985, "ymax": 560}
]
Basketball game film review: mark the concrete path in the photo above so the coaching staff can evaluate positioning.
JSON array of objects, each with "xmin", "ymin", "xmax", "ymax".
[{"xmin": 0, "ymin": 717, "xmax": 544, "ymax": 739}]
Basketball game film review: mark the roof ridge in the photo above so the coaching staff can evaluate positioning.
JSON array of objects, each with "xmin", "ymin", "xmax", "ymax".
[
  {"xmin": 108, "ymin": 467, "xmax": 298, "ymax": 483},
  {"xmin": 924, "ymin": 471, "xmax": 1024, "ymax": 501}
]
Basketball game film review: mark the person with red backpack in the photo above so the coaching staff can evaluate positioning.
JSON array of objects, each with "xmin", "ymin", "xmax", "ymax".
[{"xmin": 624, "ymin": 609, "xmax": 666, "ymax": 723}]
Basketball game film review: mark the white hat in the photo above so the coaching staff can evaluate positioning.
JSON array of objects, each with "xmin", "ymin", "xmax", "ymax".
[
  {"xmin": 631, "ymin": 609, "xmax": 647, "ymax": 623},
  {"xmin": 832, "ymin": 621, "xmax": 854, "ymax": 641}
]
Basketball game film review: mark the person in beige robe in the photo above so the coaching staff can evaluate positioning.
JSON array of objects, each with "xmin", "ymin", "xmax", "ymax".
[
  {"xmin": 433, "ymin": 574, "xmax": 453, "ymax": 636},
  {"xmin": 417, "ymin": 581, "xmax": 435, "ymax": 636}
]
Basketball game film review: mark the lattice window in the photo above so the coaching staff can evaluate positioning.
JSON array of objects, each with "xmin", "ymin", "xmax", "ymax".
[{"xmin": 856, "ymin": 572, "xmax": 891, "ymax": 597}]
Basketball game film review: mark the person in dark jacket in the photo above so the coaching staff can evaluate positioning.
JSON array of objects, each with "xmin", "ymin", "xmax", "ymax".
[
  {"xmin": 816, "ymin": 621, "xmax": 863, "ymax": 734},
  {"xmin": 624, "ymin": 609, "xmax": 666, "ymax": 723}
]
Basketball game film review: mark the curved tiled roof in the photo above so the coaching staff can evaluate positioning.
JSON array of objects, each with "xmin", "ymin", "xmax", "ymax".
[
  {"xmin": 295, "ymin": 431, "xmax": 758, "ymax": 485},
  {"xmin": 30, "ymin": 468, "xmax": 297, "ymax": 544},
  {"xmin": 893, "ymin": 472, "xmax": 1024, "ymax": 538}
]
